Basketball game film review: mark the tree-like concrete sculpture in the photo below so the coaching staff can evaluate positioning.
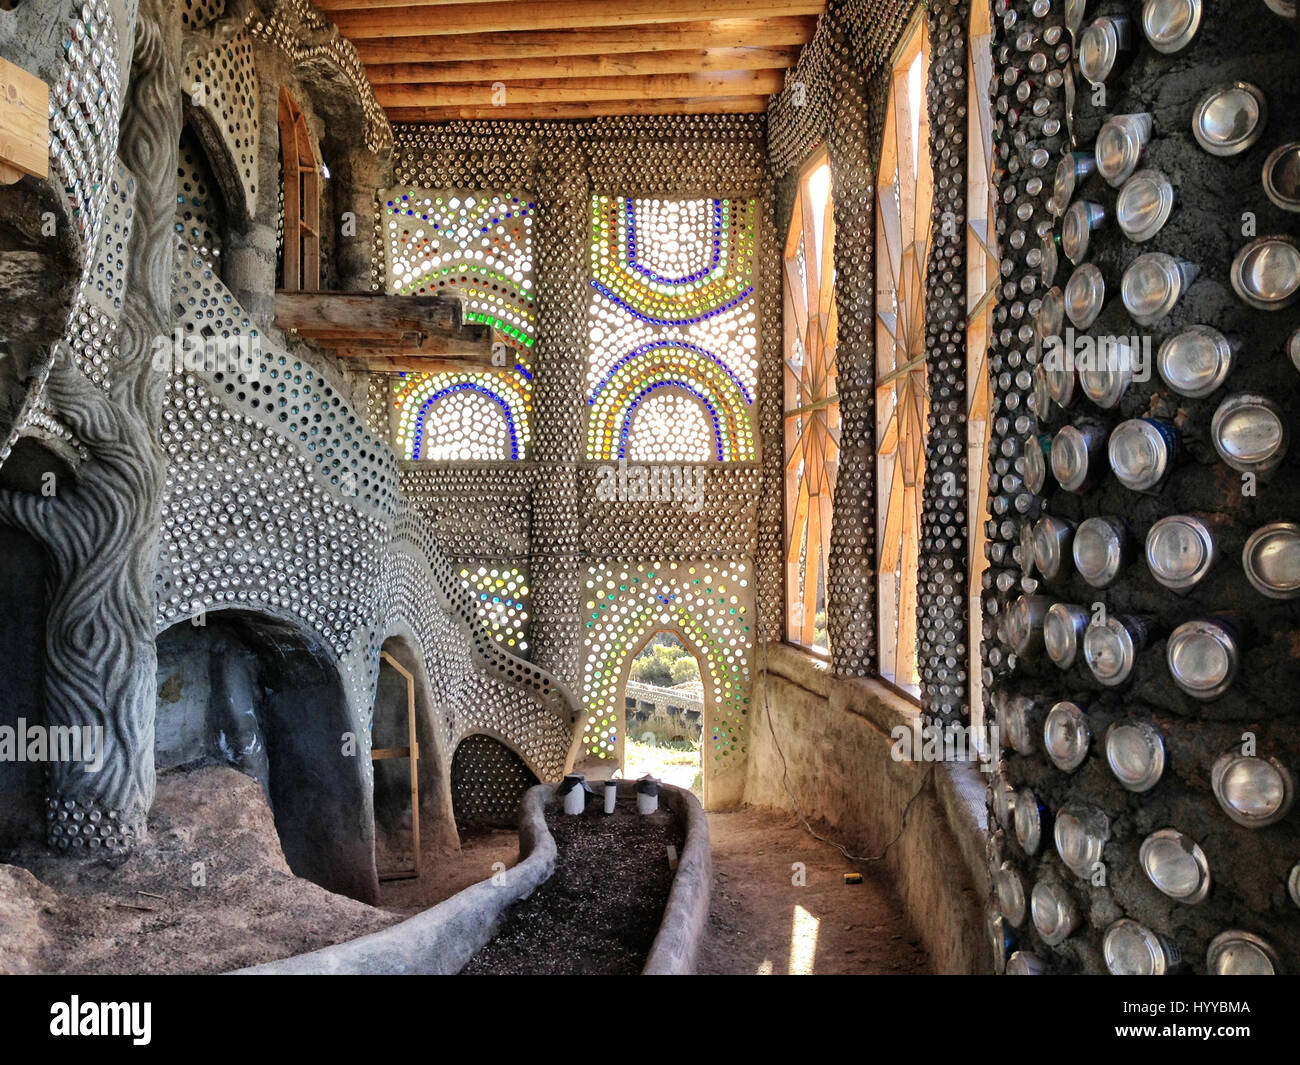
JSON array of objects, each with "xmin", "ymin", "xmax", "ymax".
[{"xmin": 0, "ymin": 0, "xmax": 179, "ymax": 854}]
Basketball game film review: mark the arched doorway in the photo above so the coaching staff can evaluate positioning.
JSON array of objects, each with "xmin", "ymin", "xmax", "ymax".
[
  {"xmin": 154, "ymin": 610, "xmax": 378, "ymax": 902},
  {"xmin": 622, "ymin": 631, "xmax": 703, "ymax": 796}
]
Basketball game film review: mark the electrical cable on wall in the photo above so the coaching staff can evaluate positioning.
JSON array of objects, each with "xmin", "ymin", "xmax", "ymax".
[{"xmin": 758, "ymin": 640, "xmax": 933, "ymax": 866}]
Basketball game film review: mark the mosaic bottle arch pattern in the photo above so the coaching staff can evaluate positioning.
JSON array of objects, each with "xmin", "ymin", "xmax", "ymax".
[
  {"xmin": 586, "ymin": 195, "xmax": 760, "ymax": 462},
  {"xmin": 383, "ymin": 188, "xmax": 536, "ymax": 461},
  {"xmin": 392, "ymin": 371, "xmax": 532, "ymax": 461},
  {"xmin": 580, "ymin": 562, "xmax": 753, "ymax": 772}
]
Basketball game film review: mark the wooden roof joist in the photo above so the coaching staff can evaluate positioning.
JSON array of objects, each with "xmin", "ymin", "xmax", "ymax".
[
  {"xmin": 364, "ymin": 47, "xmax": 800, "ymax": 85},
  {"xmin": 329, "ymin": 0, "xmax": 827, "ymax": 39},
  {"xmin": 375, "ymin": 70, "xmax": 784, "ymax": 108},
  {"xmin": 350, "ymin": 17, "xmax": 816, "ymax": 64},
  {"xmin": 384, "ymin": 95, "xmax": 770, "ymax": 122},
  {"xmin": 274, "ymin": 291, "xmax": 496, "ymax": 365}
]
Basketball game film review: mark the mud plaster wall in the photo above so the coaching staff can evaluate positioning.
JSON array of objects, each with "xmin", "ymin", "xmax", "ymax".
[
  {"xmin": 986, "ymin": 0, "xmax": 1300, "ymax": 973},
  {"xmin": 745, "ymin": 644, "xmax": 991, "ymax": 973}
]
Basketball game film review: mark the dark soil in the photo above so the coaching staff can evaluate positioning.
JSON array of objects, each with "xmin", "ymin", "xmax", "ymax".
[{"xmin": 462, "ymin": 796, "xmax": 684, "ymax": 975}]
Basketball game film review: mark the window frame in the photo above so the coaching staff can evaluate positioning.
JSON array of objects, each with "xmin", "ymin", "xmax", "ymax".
[
  {"xmin": 874, "ymin": 13, "xmax": 932, "ymax": 699},
  {"xmin": 782, "ymin": 147, "xmax": 839, "ymax": 657},
  {"xmin": 966, "ymin": 4, "xmax": 998, "ymax": 733},
  {"xmin": 278, "ymin": 86, "xmax": 321, "ymax": 292}
]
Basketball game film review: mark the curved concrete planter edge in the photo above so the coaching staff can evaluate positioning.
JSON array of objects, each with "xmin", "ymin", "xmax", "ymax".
[{"xmin": 232, "ymin": 779, "xmax": 710, "ymax": 975}]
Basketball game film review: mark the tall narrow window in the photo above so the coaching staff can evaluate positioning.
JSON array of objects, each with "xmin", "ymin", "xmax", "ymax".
[
  {"xmin": 875, "ymin": 18, "xmax": 931, "ymax": 696},
  {"xmin": 783, "ymin": 151, "xmax": 838, "ymax": 654},
  {"xmin": 967, "ymin": 6, "xmax": 998, "ymax": 731},
  {"xmin": 278, "ymin": 87, "xmax": 320, "ymax": 291}
]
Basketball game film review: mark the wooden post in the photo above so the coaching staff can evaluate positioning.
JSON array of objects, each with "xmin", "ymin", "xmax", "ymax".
[
  {"xmin": 373, "ymin": 650, "xmax": 422, "ymax": 881},
  {"xmin": 0, "ymin": 58, "xmax": 49, "ymax": 185}
]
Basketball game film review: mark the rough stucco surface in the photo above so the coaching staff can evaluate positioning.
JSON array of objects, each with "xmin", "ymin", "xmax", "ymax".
[{"xmin": 744, "ymin": 643, "xmax": 991, "ymax": 974}]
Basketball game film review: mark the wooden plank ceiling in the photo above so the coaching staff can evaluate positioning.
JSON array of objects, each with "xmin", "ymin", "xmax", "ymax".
[{"xmin": 318, "ymin": 0, "xmax": 825, "ymax": 122}]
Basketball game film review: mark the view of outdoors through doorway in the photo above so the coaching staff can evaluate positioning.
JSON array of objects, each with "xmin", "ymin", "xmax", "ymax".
[{"xmin": 623, "ymin": 632, "xmax": 703, "ymax": 797}]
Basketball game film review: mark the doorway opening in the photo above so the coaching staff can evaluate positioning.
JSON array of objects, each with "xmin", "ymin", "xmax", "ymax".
[{"xmin": 623, "ymin": 632, "xmax": 703, "ymax": 797}]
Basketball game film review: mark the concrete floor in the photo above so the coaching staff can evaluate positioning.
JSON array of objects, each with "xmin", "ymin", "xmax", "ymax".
[{"xmin": 698, "ymin": 807, "xmax": 931, "ymax": 975}]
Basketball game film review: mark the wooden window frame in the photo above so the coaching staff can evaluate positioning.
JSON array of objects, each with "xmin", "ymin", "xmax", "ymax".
[
  {"xmin": 782, "ymin": 147, "xmax": 838, "ymax": 656},
  {"xmin": 278, "ymin": 86, "xmax": 321, "ymax": 292},
  {"xmin": 874, "ymin": 13, "xmax": 932, "ymax": 698},
  {"xmin": 966, "ymin": 4, "xmax": 998, "ymax": 733}
]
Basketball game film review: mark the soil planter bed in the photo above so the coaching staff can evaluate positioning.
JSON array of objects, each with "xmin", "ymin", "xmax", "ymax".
[
  {"xmin": 463, "ymin": 786, "xmax": 684, "ymax": 975},
  {"xmin": 235, "ymin": 780, "xmax": 711, "ymax": 975}
]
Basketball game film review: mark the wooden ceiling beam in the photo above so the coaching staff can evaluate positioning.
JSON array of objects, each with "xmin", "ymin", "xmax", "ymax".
[
  {"xmin": 315, "ymin": 0, "xmax": 514, "ymax": 8},
  {"xmin": 0, "ymin": 57, "xmax": 49, "ymax": 184},
  {"xmin": 383, "ymin": 95, "xmax": 770, "ymax": 122},
  {"xmin": 352, "ymin": 16, "xmax": 815, "ymax": 63},
  {"xmin": 374, "ymin": 70, "xmax": 784, "ymax": 107},
  {"xmin": 364, "ymin": 47, "xmax": 800, "ymax": 85},
  {"xmin": 350, "ymin": 17, "xmax": 817, "ymax": 63},
  {"xmin": 330, "ymin": 0, "xmax": 827, "ymax": 39},
  {"xmin": 362, "ymin": 356, "xmax": 507, "ymax": 373}
]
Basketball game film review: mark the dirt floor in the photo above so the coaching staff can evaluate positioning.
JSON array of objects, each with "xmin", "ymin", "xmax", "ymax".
[
  {"xmin": 377, "ymin": 825, "xmax": 519, "ymax": 913},
  {"xmin": 0, "ymin": 765, "xmax": 404, "ymax": 975},
  {"xmin": 699, "ymin": 807, "xmax": 931, "ymax": 975},
  {"xmin": 463, "ymin": 797, "xmax": 684, "ymax": 975},
  {"xmin": 1, "ymin": 763, "xmax": 930, "ymax": 975}
]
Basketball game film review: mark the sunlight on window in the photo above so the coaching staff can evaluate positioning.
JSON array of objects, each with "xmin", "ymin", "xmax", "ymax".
[
  {"xmin": 784, "ymin": 150, "xmax": 838, "ymax": 655},
  {"xmin": 907, "ymin": 50, "xmax": 924, "ymax": 179},
  {"xmin": 808, "ymin": 160, "xmax": 831, "ymax": 268}
]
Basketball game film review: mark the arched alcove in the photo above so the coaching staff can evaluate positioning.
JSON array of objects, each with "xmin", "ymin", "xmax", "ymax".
[
  {"xmin": 175, "ymin": 121, "xmax": 230, "ymax": 273},
  {"xmin": 154, "ymin": 609, "xmax": 378, "ymax": 903},
  {"xmin": 450, "ymin": 733, "xmax": 539, "ymax": 829},
  {"xmin": 371, "ymin": 632, "xmax": 458, "ymax": 874},
  {"xmin": 580, "ymin": 561, "xmax": 753, "ymax": 809},
  {"xmin": 624, "ymin": 387, "xmax": 716, "ymax": 463}
]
